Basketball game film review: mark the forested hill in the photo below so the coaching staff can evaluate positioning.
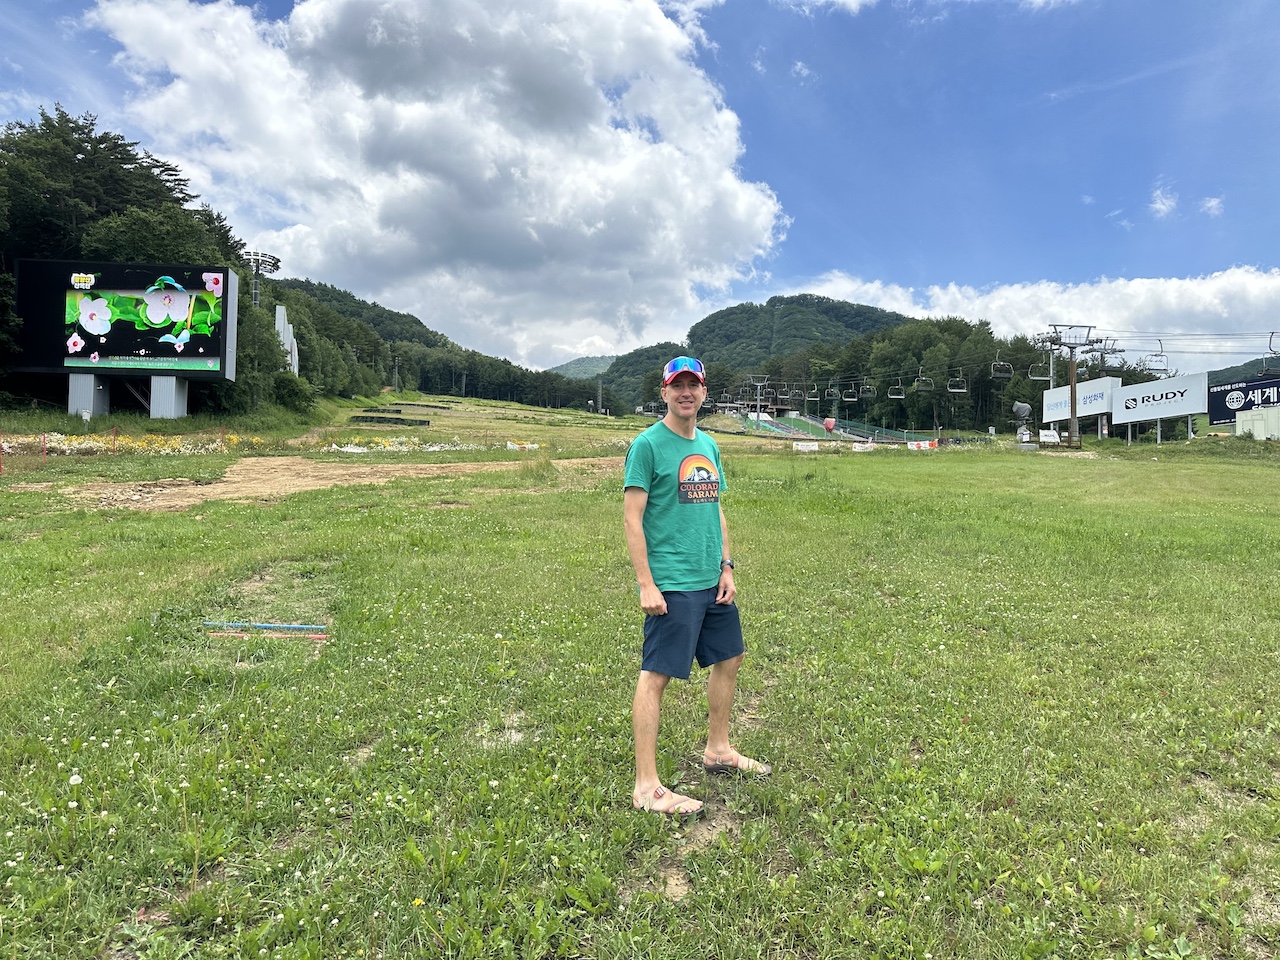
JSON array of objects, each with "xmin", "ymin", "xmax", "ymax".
[
  {"xmin": 1208, "ymin": 356, "xmax": 1278, "ymax": 385},
  {"xmin": 687, "ymin": 294, "xmax": 912, "ymax": 369},
  {"xmin": 545, "ymin": 355, "xmax": 616, "ymax": 379},
  {"xmin": 274, "ymin": 278, "xmax": 454, "ymax": 351}
]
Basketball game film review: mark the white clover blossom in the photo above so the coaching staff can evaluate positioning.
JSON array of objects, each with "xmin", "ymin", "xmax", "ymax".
[{"xmin": 78, "ymin": 298, "xmax": 112, "ymax": 335}]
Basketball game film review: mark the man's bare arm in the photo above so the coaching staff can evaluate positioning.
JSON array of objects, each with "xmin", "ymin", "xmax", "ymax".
[{"xmin": 624, "ymin": 486, "xmax": 668, "ymax": 615}]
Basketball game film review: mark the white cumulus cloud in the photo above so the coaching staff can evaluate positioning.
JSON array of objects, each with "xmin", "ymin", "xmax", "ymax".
[{"xmin": 86, "ymin": 0, "xmax": 785, "ymax": 368}]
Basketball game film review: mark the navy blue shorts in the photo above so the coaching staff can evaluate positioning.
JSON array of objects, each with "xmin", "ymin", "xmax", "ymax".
[{"xmin": 642, "ymin": 587, "xmax": 745, "ymax": 680}]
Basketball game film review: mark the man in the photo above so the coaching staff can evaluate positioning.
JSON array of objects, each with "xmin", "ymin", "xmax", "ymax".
[{"xmin": 624, "ymin": 356, "xmax": 771, "ymax": 818}]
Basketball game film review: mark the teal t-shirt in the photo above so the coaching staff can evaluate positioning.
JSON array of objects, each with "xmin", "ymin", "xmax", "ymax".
[{"xmin": 623, "ymin": 421, "xmax": 726, "ymax": 592}]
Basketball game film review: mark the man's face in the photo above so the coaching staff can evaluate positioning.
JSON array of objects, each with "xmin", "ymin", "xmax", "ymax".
[
  {"xmin": 665, "ymin": 371, "xmax": 706, "ymax": 407},
  {"xmin": 663, "ymin": 372, "xmax": 705, "ymax": 413}
]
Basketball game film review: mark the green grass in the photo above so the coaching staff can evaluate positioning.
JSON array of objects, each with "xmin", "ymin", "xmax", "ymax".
[{"xmin": 1, "ymin": 419, "xmax": 1278, "ymax": 958}]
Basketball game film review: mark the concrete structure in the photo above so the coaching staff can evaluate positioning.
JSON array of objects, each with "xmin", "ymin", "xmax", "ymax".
[
  {"xmin": 150, "ymin": 376, "xmax": 189, "ymax": 419},
  {"xmin": 67, "ymin": 373, "xmax": 110, "ymax": 419},
  {"xmin": 1236, "ymin": 406, "xmax": 1280, "ymax": 439}
]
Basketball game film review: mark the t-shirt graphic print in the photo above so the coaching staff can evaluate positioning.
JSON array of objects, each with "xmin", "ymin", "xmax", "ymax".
[{"xmin": 677, "ymin": 454, "xmax": 721, "ymax": 504}]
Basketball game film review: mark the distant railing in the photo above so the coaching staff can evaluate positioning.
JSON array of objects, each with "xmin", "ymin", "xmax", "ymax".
[{"xmin": 793, "ymin": 414, "xmax": 933, "ymax": 443}]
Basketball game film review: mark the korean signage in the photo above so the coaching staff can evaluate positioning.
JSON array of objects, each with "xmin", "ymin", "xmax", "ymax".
[
  {"xmin": 1111, "ymin": 372, "xmax": 1207, "ymax": 425},
  {"xmin": 1041, "ymin": 377, "xmax": 1120, "ymax": 423},
  {"xmin": 1207, "ymin": 375, "xmax": 1280, "ymax": 426}
]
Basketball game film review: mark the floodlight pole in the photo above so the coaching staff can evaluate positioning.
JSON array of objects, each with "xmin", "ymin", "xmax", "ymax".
[{"xmin": 245, "ymin": 251, "xmax": 281, "ymax": 308}]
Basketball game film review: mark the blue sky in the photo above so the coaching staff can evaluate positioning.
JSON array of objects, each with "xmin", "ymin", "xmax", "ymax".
[
  {"xmin": 2, "ymin": 0, "xmax": 1278, "ymax": 372},
  {"xmin": 707, "ymin": 0, "xmax": 1275, "ymax": 288}
]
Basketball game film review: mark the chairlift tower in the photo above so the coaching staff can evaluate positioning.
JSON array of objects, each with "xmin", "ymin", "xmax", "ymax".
[
  {"xmin": 749, "ymin": 375, "xmax": 770, "ymax": 430},
  {"xmin": 244, "ymin": 251, "xmax": 281, "ymax": 308},
  {"xmin": 1039, "ymin": 325, "xmax": 1102, "ymax": 447}
]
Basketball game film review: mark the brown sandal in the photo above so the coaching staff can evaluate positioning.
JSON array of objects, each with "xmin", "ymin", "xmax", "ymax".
[
  {"xmin": 632, "ymin": 785, "xmax": 703, "ymax": 818},
  {"xmin": 702, "ymin": 749, "xmax": 772, "ymax": 776}
]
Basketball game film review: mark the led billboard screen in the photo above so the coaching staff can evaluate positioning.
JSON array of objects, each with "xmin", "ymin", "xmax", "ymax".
[{"xmin": 12, "ymin": 259, "xmax": 239, "ymax": 381}]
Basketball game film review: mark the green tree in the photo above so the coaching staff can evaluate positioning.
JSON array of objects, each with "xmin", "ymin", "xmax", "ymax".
[
  {"xmin": 0, "ymin": 106, "xmax": 194, "ymax": 269},
  {"xmin": 80, "ymin": 205, "xmax": 225, "ymax": 264}
]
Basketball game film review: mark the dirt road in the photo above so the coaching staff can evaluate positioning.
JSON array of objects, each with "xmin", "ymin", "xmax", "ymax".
[{"xmin": 16, "ymin": 455, "xmax": 625, "ymax": 511}]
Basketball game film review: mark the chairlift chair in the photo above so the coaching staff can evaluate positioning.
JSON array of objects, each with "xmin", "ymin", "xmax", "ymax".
[
  {"xmin": 824, "ymin": 385, "xmax": 838, "ymax": 400},
  {"xmin": 913, "ymin": 367, "xmax": 934, "ymax": 393},
  {"xmin": 991, "ymin": 351, "xmax": 1014, "ymax": 381},
  {"xmin": 790, "ymin": 387, "xmax": 805, "ymax": 401},
  {"xmin": 887, "ymin": 378, "xmax": 906, "ymax": 400},
  {"xmin": 1145, "ymin": 339, "xmax": 1169, "ymax": 374},
  {"xmin": 946, "ymin": 369, "xmax": 968, "ymax": 393},
  {"xmin": 719, "ymin": 391, "xmax": 732, "ymax": 403},
  {"xmin": 841, "ymin": 385, "xmax": 858, "ymax": 402},
  {"xmin": 806, "ymin": 383, "xmax": 820, "ymax": 401},
  {"xmin": 1261, "ymin": 333, "xmax": 1280, "ymax": 376},
  {"xmin": 1028, "ymin": 360, "xmax": 1051, "ymax": 382},
  {"xmin": 859, "ymin": 382, "xmax": 876, "ymax": 400}
]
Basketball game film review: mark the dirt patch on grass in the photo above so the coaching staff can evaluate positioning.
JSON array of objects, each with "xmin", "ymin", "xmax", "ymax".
[
  {"xmin": 620, "ymin": 799, "xmax": 743, "ymax": 904},
  {"xmin": 479, "ymin": 711, "xmax": 528, "ymax": 749},
  {"xmin": 657, "ymin": 802, "xmax": 741, "ymax": 901},
  {"xmin": 53, "ymin": 455, "xmax": 623, "ymax": 511}
]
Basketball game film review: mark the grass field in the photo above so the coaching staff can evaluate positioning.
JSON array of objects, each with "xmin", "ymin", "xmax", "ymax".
[{"xmin": 1, "ymin": 399, "xmax": 1278, "ymax": 959}]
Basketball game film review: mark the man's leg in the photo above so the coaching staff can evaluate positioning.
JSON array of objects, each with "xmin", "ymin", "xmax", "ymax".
[
  {"xmin": 632, "ymin": 669, "xmax": 670, "ymax": 795},
  {"xmin": 705, "ymin": 653, "xmax": 743, "ymax": 757},
  {"xmin": 632, "ymin": 669, "xmax": 702, "ymax": 814},
  {"xmin": 703, "ymin": 653, "xmax": 772, "ymax": 775}
]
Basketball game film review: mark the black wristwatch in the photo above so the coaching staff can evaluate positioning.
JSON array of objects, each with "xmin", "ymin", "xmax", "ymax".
[{"xmin": 720, "ymin": 559, "xmax": 734, "ymax": 569}]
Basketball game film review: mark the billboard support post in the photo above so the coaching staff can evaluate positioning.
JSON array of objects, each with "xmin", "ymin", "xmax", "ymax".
[
  {"xmin": 68, "ymin": 374, "xmax": 110, "ymax": 418},
  {"xmin": 150, "ymin": 377, "xmax": 189, "ymax": 419}
]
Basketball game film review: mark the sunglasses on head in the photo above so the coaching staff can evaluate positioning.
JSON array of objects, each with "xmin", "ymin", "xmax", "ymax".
[{"xmin": 663, "ymin": 356, "xmax": 705, "ymax": 383}]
